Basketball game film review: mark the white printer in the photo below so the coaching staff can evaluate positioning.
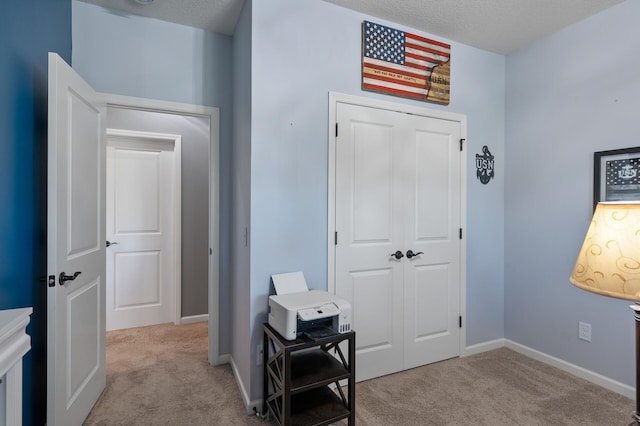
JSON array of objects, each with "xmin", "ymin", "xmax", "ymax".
[{"xmin": 268, "ymin": 272, "xmax": 352, "ymax": 341}]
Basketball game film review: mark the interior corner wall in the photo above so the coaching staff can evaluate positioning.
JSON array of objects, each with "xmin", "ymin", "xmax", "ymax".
[
  {"xmin": 231, "ymin": 0, "xmax": 253, "ymax": 396},
  {"xmin": 71, "ymin": 0, "xmax": 233, "ymax": 354},
  {"xmin": 505, "ymin": 0, "xmax": 639, "ymax": 387},
  {"xmin": 0, "ymin": 1, "xmax": 72, "ymax": 423},
  {"xmin": 246, "ymin": 0, "xmax": 506, "ymax": 402}
]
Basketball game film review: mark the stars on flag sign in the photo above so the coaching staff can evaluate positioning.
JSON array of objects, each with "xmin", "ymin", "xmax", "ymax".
[{"xmin": 606, "ymin": 159, "xmax": 640, "ymax": 185}]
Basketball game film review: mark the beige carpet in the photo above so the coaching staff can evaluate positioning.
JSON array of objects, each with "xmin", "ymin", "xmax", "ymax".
[
  {"xmin": 351, "ymin": 348, "xmax": 633, "ymax": 425},
  {"xmin": 84, "ymin": 323, "xmax": 634, "ymax": 425},
  {"xmin": 84, "ymin": 322, "xmax": 264, "ymax": 426}
]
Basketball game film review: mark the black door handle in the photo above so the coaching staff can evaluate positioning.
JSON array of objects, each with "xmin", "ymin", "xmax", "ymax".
[
  {"xmin": 389, "ymin": 250, "xmax": 404, "ymax": 260},
  {"xmin": 59, "ymin": 271, "xmax": 81, "ymax": 285},
  {"xmin": 106, "ymin": 241, "xmax": 118, "ymax": 248},
  {"xmin": 406, "ymin": 250, "xmax": 424, "ymax": 259}
]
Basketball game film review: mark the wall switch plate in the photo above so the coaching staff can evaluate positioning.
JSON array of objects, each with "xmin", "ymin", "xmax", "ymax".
[{"xmin": 578, "ymin": 322, "xmax": 591, "ymax": 342}]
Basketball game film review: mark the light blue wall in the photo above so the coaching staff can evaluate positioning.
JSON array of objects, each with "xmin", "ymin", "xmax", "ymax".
[
  {"xmin": 246, "ymin": 0, "xmax": 506, "ymax": 401},
  {"xmin": 505, "ymin": 0, "xmax": 639, "ymax": 386},
  {"xmin": 72, "ymin": 1, "xmax": 230, "ymax": 108},
  {"xmin": 72, "ymin": 0, "xmax": 233, "ymax": 353}
]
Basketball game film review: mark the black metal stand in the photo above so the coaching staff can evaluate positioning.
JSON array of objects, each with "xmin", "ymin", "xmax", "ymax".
[{"xmin": 262, "ymin": 323, "xmax": 355, "ymax": 426}]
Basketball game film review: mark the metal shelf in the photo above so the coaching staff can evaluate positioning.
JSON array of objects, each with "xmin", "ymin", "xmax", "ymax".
[{"xmin": 263, "ymin": 323, "xmax": 355, "ymax": 426}]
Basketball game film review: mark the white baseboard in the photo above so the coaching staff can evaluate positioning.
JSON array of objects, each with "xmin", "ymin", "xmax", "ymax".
[
  {"xmin": 504, "ymin": 339, "xmax": 635, "ymax": 400},
  {"xmin": 180, "ymin": 314, "xmax": 208, "ymax": 324},
  {"xmin": 229, "ymin": 356, "xmax": 263, "ymax": 415},
  {"xmin": 463, "ymin": 338, "xmax": 505, "ymax": 357},
  {"xmin": 217, "ymin": 354, "xmax": 231, "ymax": 364},
  {"xmin": 462, "ymin": 338, "xmax": 634, "ymax": 400}
]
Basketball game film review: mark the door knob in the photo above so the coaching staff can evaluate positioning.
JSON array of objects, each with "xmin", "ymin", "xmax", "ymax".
[
  {"xmin": 389, "ymin": 250, "xmax": 404, "ymax": 260},
  {"xmin": 106, "ymin": 241, "xmax": 118, "ymax": 247},
  {"xmin": 59, "ymin": 271, "xmax": 81, "ymax": 285},
  {"xmin": 406, "ymin": 250, "xmax": 424, "ymax": 259}
]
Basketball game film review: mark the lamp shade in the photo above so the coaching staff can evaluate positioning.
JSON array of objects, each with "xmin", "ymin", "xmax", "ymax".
[{"xmin": 570, "ymin": 202, "xmax": 640, "ymax": 301}]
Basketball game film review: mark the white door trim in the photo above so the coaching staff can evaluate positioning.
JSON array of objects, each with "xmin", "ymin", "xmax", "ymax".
[
  {"xmin": 327, "ymin": 91, "xmax": 468, "ymax": 354},
  {"xmin": 101, "ymin": 93, "xmax": 222, "ymax": 366},
  {"xmin": 106, "ymin": 128, "xmax": 183, "ymax": 328}
]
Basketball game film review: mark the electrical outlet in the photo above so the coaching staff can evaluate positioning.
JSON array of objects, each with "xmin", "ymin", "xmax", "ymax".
[
  {"xmin": 257, "ymin": 344, "xmax": 263, "ymax": 366},
  {"xmin": 578, "ymin": 322, "xmax": 591, "ymax": 342}
]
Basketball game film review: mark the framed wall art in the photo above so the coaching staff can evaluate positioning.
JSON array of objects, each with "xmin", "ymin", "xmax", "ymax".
[
  {"xmin": 361, "ymin": 20, "xmax": 451, "ymax": 105},
  {"xmin": 594, "ymin": 147, "xmax": 640, "ymax": 211}
]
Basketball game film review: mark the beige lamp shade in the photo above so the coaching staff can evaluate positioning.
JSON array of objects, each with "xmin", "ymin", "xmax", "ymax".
[{"xmin": 570, "ymin": 202, "xmax": 640, "ymax": 301}]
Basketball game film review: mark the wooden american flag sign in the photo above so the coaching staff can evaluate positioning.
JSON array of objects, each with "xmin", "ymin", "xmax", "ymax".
[{"xmin": 362, "ymin": 21, "xmax": 451, "ymax": 105}]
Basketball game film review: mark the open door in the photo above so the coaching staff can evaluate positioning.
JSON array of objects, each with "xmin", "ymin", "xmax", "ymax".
[{"xmin": 47, "ymin": 52, "xmax": 106, "ymax": 425}]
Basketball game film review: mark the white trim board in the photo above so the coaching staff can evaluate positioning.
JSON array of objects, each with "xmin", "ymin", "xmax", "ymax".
[
  {"xmin": 463, "ymin": 338, "xmax": 505, "ymax": 357},
  {"xmin": 217, "ymin": 354, "xmax": 231, "ymax": 364},
  {"xmin": 181, "ymin": 314, "xmax": 208, "ymax": 325},
  {"xmin": 101, "ymin": 92, "xmax": 221, "ymax": 366},
  {"xmin": 230, "ymin": 356, "xmax": 262, "ymax": 415},
  {"xmin": 463, "ymin": 338, "xmax": 634, "ymax": 400},
  {"xmin": 505, "ymin": 339, "xmax": 634, "ymax": 400}
]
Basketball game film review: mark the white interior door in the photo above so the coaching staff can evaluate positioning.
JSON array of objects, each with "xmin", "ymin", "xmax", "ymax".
[
  {"xmin": 47, "ymin": 52, "xmax": 106, "ymax": 426},
  {"xmin": 335, "ymin": 104, "xmax": 405, "ymax": 381},
  {"xmin": 335, "ymin": 102, "xmax": 462, "ymax": 382},
  {"xmin": 402, "ymin": 115, "xmax": 461, "ymax": 369},
  {"xmin": 106, "ymin": 133, "xmax": 180, "ymax": 331}
]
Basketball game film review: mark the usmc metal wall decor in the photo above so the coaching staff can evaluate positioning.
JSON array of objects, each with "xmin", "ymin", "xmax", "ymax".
[{"xmin": 476, "ymin": 145, "xmax": 495, "ymax": 184}]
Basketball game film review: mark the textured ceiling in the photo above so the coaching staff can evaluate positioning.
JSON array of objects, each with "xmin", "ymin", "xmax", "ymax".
[
  {"xmin": 325, "ymin": 0, "xmax": 624, "ymax": 54},
  {"xmin": 77, "ymin": 0, "xmax": 245, "ymax": 35},
  {"xmin": 76, "ymin": 0, "xmax": 624, "ymax": 54}
]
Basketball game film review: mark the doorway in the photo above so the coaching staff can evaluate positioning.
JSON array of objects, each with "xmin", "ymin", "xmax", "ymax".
[
  {"xmin": 327, "ymin": 92, "xmax": 468, "ymax": 382},
  {"xmin": 47, "ymin": 54, "xmax": 221, "ymax": 426},
  {"xmin": 102, "ymin": 95, "xmax": 220, "ymax": 366}
]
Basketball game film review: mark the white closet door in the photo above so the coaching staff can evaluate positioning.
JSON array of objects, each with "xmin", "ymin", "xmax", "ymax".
[
  {"xmin": 402, "ymin": 115, "xmax": 461, "ymax": 369},
  {"xmin": 335, "ymin": 103, "xmax": 405, "ymax": 381},
  {"xmin": 335, "ymin": 102, "xmax": 462, "ymax": 382}
]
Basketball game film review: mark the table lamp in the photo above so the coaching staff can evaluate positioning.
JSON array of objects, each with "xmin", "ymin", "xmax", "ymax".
[{"xmin": 570, "ymin": 202, "xmax": 640, "ymax": 424}]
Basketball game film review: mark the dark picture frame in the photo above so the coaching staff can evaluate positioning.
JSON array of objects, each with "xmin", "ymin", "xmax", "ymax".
[{"xmin": 594, "ymin": 147, "xmax": 640, "ymax": 211}]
